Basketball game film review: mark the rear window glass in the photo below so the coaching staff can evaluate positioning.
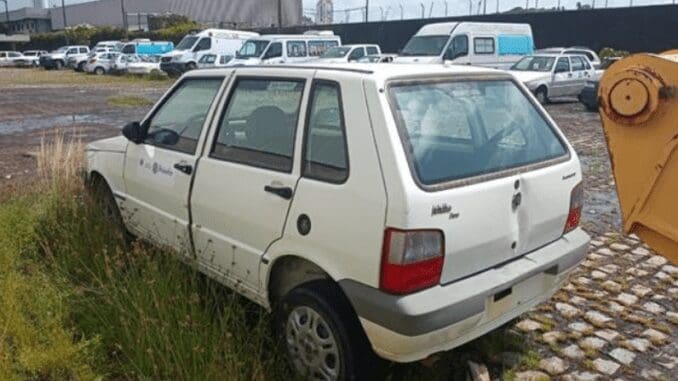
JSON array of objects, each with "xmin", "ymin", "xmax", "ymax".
[{"xmin": 389, "ymin": 80, "xmax": 567, "ymax": 186}]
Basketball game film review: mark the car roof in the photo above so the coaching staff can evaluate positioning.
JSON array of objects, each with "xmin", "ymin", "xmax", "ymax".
[{"xmin": 186, "ymin": 63, "xmax": 506, "ymax": 84}]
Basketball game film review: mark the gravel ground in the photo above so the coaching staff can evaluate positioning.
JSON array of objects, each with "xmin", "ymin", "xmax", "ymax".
[{"xmin": 0, "ymin": 70, "xmax": 673, "ymax": 380}]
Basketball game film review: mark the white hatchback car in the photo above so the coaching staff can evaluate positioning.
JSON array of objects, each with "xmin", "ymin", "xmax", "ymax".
[{"xmin": 86, "ymin": 64, "xmax": 589, "ymax": 379}]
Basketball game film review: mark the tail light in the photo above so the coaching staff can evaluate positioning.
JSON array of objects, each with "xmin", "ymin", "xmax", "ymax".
[
  {"xmin": 564, "ymin": 182, "xmax": 584, "ymax": 234},
  {"xmin": 380, "ymin": 228, "xmax": 444, "ymax": 295}
]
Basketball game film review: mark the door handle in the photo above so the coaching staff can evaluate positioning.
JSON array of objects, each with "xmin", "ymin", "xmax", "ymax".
[
  {"xmin": 173, "ymin": 163, "xmax": 193, "ymax": 175},
  {"xmin": 264, "ymin": 185, "xmax": 293, "ymax": 200}
]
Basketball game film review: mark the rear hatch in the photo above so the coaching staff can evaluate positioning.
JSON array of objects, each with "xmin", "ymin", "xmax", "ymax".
[{"xmin": 387, "ymin": 77, "xmax": 580, "ymax": 283}]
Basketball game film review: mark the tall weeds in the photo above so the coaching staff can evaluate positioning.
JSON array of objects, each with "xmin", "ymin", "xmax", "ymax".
[{"xmin": 1, "ymin": 134, "xmax": 293, "ymax": 380}]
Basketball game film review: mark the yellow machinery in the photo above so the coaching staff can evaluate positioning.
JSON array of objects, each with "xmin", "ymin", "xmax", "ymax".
[{"xmin": 598, "ymin": 50, "xmax": 678, "ymax": 263}]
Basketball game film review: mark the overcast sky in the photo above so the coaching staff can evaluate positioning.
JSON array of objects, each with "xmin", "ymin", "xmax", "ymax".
[{"xmin": 9, "ymin": 0, "xmax": 675, "ymax": 22}]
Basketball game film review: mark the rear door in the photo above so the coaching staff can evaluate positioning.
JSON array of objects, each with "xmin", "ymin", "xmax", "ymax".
[
  {"xmin": 122, "ymin": 76, "xmax": 226, "ymax": 250},
  {"xmin": 388, "ymin": 78, "xmax": 577, "ymax": 283},
  {"xmin": 190, "ymin": 71, "xmax": 311, "ymax": 290},
  {"xmin": 569, "ymin": 56, "xmax": 587, "ymax": 95}
]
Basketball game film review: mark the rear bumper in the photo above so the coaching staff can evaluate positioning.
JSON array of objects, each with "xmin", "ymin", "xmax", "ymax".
[{"xmin": 339, "ymin": 228, "xmax": 589, "ymax": 362}]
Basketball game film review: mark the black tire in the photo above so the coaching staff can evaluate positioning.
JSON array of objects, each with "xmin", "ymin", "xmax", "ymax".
[
  {"xmin": 535, "ymin": 86, "xmax": 549, "ymax": 105},
  {"xmin": 89, "ymin": 175, "xmax": 131, "ymax": 244},
  {"xmin": 55, "ymin": 60, "xmax": 63, "ymax": 70},
  {"xmin": 95, "ymin": 67, "xmax": 105, "ymax": 76},
  {"xmin": 77, "ymin": 62, "xmax": 86, "ymax": 72},
  {"xmin": 185, "ymin": 62, "xmax": 197, "ymax": 71},
  {"xmin": 275, "ymin": 280, "xmax": 378, "ymax": 381}
]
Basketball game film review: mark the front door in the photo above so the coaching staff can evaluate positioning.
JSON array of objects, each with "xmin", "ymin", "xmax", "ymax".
[
  {"xmin": 123, "ymin": 77, "xmax": 225, "ymax": 251},
  {"xmin": 191, "ymin": 73, "xmax": 309, "ymax": 291},
  {"xmin": 551, "ymin": 57, "xmax": 572, "ymax": 98}
]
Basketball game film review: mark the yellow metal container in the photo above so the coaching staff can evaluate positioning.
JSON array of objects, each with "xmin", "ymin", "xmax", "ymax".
[{"xmin": 598, "ymin": 51, "xmax": 678, "ymax": 263}]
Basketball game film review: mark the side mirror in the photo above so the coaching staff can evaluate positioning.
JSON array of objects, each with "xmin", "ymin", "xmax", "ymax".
[{"xmin": 122, "ymin": 122, "xmax": 144, "ymax": 144}]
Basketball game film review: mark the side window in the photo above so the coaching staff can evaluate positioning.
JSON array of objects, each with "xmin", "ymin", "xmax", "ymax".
[
  {"xmin": 303, "ymin": 81, "xmax": 348, "ymax": 183},
  {"xmin": 474, "ymin": 37, "xmax": 495, "ymax": 54},
  {"xmin": 211, "ymin": 78, "xmax": 305, "ymax": 172},
  {"xmin": 555, "ymin": 58, "xmax": 570, "ymax": 73},
  {"xmin": 583, "ymin": 59, "xmax": 591, "ymax": 70},
  {"xmin": 264, "ymin": 42, "xmax": 283, "ymax": 59},
  {"xmin": 571, "ymin": 56, "xmax": 585, "ymax": 71},
  {"xmin": 79, "ymin": 47, "xmax": 88, "ymax": 54},
  {"xmin": 287, "ymin": 41, "xmax": 307, "ymax": 57},
  {"xmin": 67, "ymin": 48, "xmax": 78, "ymax": 55},
  {"xmin": 348, "ymin": 47, "xmax": 366, "ymax": 61},
  {"xmin": 446, "ymin": 35, "xmax": 468, "ymax": 59},
  {"xmin": 144, "ymin": 78, "xmax": 224, "ymax": 154},
  {"xmin": 366, "ymin": 46, "xmax": 379, "ymax": 55},
  {"xmin": 196, "ymin": 38, "xmax": 212, "ymax": 51},
  {"xmin": 220, "ymin": 55, "xmax": 232, "ymax": 64},
  {"xmin": 9, "ymin": 52, "xmax": 21, "ymax": 58}
]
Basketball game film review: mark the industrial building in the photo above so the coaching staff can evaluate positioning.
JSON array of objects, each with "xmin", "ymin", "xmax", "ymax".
[{"xmin": 1, "ymin": 0, "xmax": 303, "ymax": 34}]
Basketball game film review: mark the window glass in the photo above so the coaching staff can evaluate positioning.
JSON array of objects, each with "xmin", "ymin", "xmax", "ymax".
[
  {"xmin": 389, "ymin": 80, "xmax": 566, "ymax": 185},
  {"xmin": 303, "ymin": 82, "xmax": 348, "ymax": 183},
  {"xmin": 200, "ymin": 54, "xmax": 216, "ymax": 64},
  {"xmin": 446, "ymin": 35, "xmax": 468, "ymax": 59},
  {"xmin": 219, "ymin": 55, "xmax": 232, "ymax": 65},
  {"xmin": 571, "ymin": 56, "xmax": 585, "ymax": 71},
  {"xmin": 401, "ymin": 35, "xmax": 450, "ymax": 57},
  {"xmin": 212, "ymin": 79, "xmax": 305, "ymax": 172},
  {"xmin": 348, "ymin": 47, "xmax": 366, "ymax": 61},
  {"xmin": 555, "ymin": 58, "xmax": 570, "ymax": 72},
  {"xmin": 366, "ymin": 46, "xmax": 379, "ymax": 55},
  {"xmin": 264, "ymin": 42, "xmax": 283, "ymax": 59},
  {"xmin": 566, "ymin": 50, "xmax": 595, "ymax": 62},
  {"xmin": 583, "ymin": 59, "xmax": 591, "ymax": 70},
  {"xmin": 287, "ymin": 41, "xmax": 307, "ymax": 57},
  {"xmin": 9, "ymin": 52, "xmax": 21, "ymax": 57},
  {"xmin": 79, "ymin": 47, "xmax": 88, "ymax": 53},
  {"xmin": 196, "ymin": 38, "xmax": 212, "ymax": 51},
  {"xmin": 474, "ymin": 37, "xmax": 495, "ymax": 54},
  {"xmin": 145, "ymin": 78, "xmax": 224, "ymax": 154},
  {"xmin": 67, "ymin": 48, "xmax": 78, "ymax": 55}
]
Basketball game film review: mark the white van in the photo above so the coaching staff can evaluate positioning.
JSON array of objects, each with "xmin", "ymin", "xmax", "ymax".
[
  {"xmin": 395, "ymin": 22, "xmax": 534, "ymax": 69},
  {"xmin": 86, "ymin": 63, "xmax": 588, "ymax": 379},
  {"xmin": 160, "ymin": 29, "xmax": 259, "ymax": 75},
  {"xmin": 229, "ymin": 31, "xmax": 341, "ymax": 66}
]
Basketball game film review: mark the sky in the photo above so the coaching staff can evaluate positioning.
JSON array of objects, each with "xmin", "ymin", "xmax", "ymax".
[{"xmin": 8, "ymin": 0, "xmax": 676, "ymax": 22}]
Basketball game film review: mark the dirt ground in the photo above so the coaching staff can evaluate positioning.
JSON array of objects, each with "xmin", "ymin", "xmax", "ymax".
[{"xmin": 0, "ymin": 68, "xmax": 169, "ymax": 192}]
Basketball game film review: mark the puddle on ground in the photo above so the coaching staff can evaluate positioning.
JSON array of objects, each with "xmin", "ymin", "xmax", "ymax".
[{"xmin": 0, "ymin": 112, "xmax": 144, "ymax": 135}]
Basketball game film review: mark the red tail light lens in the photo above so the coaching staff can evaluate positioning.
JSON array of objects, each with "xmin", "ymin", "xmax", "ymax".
[
  {"xmin": 380, "ymin": 228, "xmax": 444, "ymax": 295},
  {"xmin": 564, "ymin": 182, "xmax": 584, "ymax": 234}
]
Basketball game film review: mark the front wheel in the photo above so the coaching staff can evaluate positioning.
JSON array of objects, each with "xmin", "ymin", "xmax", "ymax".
[
  {"xmin": 276, "ymin": 281, "xmax": 378, "ymax": 381},
  {"xmin": 54, "ymin": 60, "xmax": 63, "ymax": 70},
  {"xmin": 535, "ymin": 86, "xmax": 549, "ymax": 105},
  {"xmin": 185, "ymin": 62, "xmax": 197, "ymax": 71},
  {"xmin": 94, "ymin": 67, "xmax": 105, "ymax": 76}
]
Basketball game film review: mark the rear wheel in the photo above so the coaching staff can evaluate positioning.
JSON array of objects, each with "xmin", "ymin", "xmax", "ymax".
[
  {"xmin": 77, "ymin": 62, "xmax": 86, "ymax": 72},
  {"xmin": 54, "ymin": 60, "xmax": 63, "ymax": 70},
  {"xmin": 535, "ymin": 86, "xmax": 549, "ymax": 104},
  {"xmin": 275, "ymin": 281, "xmax": 378, "ymax": 381},
  {"xmin": 94, "ymin": 67, "xmax": 105, "ymax": 76}
]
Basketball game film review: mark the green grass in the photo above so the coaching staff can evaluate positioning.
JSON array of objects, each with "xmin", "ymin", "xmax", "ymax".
[
  {"xmin": 0, "ymin": 138, "xmax": 292, "ymax": 380},
  {"xmin": 0, "ymin": 68, "xmax": 173, "ymax": 87},
  {"xmin": 107, "ymin": 95, "xmax": 155, "ymax": 108}
]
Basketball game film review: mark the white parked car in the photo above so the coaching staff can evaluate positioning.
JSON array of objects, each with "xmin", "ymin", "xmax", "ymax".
[
  {"xmin": 197, "ymin": 53, "xmax": 233, "ymax": 69},
  {"xmin": 127, "ymin": 55, "xmax": 163, "ymax": 75},
  {"xmin": 229, "ymin": 32, "xmax": 341, "ymax": 66},
  {"xmin": 509, "ymin": 54, "xmax": 596, "ymax": 104},
  {"xmin": 84, "ymin": 52, "xmax": 118, "ymax": 75},
  {"xmin": 16, "ymin": 50, "xmax": 47, "ymax": 67},
  {"xmin": 40, "ymin": 45, "xmax": 90, "ymax": 70},
  {"xmin": 537, "ymin": 47, "xmax": 602, "ymax": 69},
  {"xmin": 110, "ymin": 54, "xmax": 140, "ymax": 74},
  {"xmin": 85, "ymin": 64, "xmax": 589, "ymax": 379},
  {"xmin": 357, "ymin": 54, "xmax": 397, "ymax": 63},
  {"xmin": 315, "ymin": 44, "xmax": 381, "ymax": 63},
  {"xmin": 0, "ymin": 51, "xmax": 23, "ymax": 67}
]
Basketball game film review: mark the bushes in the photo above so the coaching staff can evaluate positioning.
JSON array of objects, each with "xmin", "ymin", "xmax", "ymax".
[
  {"xmin": 599, "ymin": 47, "xmax": 630, "ymax": 59},
  {"xmin": 22, "ymin": 21, "xmax": 204, "ymax": 51}
]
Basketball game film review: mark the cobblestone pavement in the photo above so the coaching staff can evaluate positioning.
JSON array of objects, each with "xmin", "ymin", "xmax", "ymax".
[{"xmin": 513, "ymin": 233, "xmax": 677, "ymax": 380}]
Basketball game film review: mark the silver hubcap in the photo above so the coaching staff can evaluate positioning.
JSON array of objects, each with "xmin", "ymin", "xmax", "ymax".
[{"xmin": 286, "ymin": 306, "xmax": 340, "ymax": 381}]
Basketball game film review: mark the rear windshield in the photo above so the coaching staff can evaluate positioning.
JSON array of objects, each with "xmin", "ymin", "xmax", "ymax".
[{"xmin": 389, "ymin": 79, "xmax": 567, "ymax": 186}]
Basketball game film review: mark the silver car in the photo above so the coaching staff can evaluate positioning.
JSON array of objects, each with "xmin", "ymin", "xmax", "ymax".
[
  {"xmin": 509, "ymin": 54, "xmax": 595, "ymax": 104},
  {"xmin": 84, "ymin": 52, "xmax": 118, "ymax": 75}
]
